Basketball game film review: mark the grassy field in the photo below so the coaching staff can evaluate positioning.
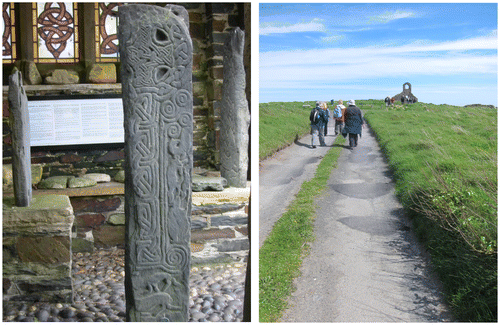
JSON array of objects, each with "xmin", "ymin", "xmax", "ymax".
[
  {"xmin": 259, "ymin": 100, "xmax": 497, "ymax": 322},
  {"xmin": 259, "ymin": 101, "xmax": 316, "ymax": 160}
]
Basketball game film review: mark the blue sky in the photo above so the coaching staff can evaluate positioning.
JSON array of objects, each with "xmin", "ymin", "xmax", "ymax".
[{"xmin": 259, "ymin": 3, "xmax": 498, "ymax": 106}]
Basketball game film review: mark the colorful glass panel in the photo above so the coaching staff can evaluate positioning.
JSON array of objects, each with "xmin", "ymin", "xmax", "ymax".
[
  {"xmin": 34, "ymin": 2, "xmax": 79, "ymax": 63},
  {"xmin": 96, "ymin": 3, "xmax": 123, "ymax": 62},
  {"xmin": 2, "ymin": 3, "xmax": 16, "ymax": 63}
]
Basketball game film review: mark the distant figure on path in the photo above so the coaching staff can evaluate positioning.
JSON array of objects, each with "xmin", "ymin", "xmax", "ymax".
[
  {"xmin": 390, "ymin": 97, "xmax": 395, "ymax": 106},
  {"xmin": 385, "ymin": 96, "xmax": 390, "ymax": 107},
  {"xmin": 334, "ymin": 100, "xmax": 346, "ymax": 135},
  {"xmin": 309, "ymin": 102, "xmax": 326, "ymax": 148},
  {"xmin": 401, "ymin": 96, "xmax": 405, "ymax": 105},
  {"xmin": 344, "ymin": 99, "xmax": 364, "ymax": 149},
  {"xmin": 322, "ymin": 102, "xmax": 330, "ymax": 136}
]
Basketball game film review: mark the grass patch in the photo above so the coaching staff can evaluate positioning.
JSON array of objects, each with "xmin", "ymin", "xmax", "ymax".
[
  {"xmin": 259, "ymin": 135, "xmax": 345, "ymax": 322},
  {"xmin": 259, "ymin": 101, "xmax": 315, "ymax": 160},
  {"xmin": 358, "ymin": 100, "xmax": 497, "ymax": 322}
]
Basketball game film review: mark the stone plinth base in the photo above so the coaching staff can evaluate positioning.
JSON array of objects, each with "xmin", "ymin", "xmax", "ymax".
[{"xmin": 3, "ymin": 195, "xmax": 74, "ymax": 302}]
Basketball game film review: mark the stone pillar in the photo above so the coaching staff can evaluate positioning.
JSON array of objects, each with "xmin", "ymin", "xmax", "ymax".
[
  {"xmin": 119, "ymin": 4, "xmax": 193, "ymax": 322},
  {"xmin": 8, "ymin": 70, "xmax": 32, "ymax": 207},
  {"xmin": 219, "ymin": 28, "xmax": 250, "ymax": 188}
]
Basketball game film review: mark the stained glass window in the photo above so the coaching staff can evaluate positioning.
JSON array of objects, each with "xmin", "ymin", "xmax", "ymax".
[
  {"xmin": 2, "ymin": 3, "xmax": 16, "ymax": 63},
  {"xmin": 95, "ymin": 3, "xmax": 123, "ymax": 62},
  {"xmin": 33, "ymin": 2, "xmax": 79, "ymax": 63}
]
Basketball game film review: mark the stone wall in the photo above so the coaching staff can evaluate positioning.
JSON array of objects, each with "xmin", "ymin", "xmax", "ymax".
[
  {"xmin": 71, "ymin": 194, "xmax": 249, "ymax": 265},
  {"xmin": 2, "ymin": 3, "xmax": 250, "ymax": 173}
]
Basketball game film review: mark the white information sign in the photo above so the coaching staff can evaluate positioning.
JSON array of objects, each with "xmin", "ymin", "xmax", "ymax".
[{"xmin": 28, "ymin": 98, "xmax": 125, "ymax": 146}]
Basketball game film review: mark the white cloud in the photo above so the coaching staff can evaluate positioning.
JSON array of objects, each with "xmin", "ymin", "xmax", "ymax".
[
  {"xmin": 260, "ymin": 18, "xmax": 326, "ymax": 35},
  {"xmin": 260, "ymin": 35, "xmax": 497, "ymax": 90},
  {"xmin": 369, "ymin": 10, "xmax": 416, "ymax": 24}
]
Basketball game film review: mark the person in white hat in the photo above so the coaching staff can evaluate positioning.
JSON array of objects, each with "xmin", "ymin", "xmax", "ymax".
[{"xmin": 343, "ymin": 100, "xmax": 364, "ymax": 149}]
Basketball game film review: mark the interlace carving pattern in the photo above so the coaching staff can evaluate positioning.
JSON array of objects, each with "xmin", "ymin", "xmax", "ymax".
[{"xmin": 119, "ymin": 4, "xmax": 192, "ymax": 322}]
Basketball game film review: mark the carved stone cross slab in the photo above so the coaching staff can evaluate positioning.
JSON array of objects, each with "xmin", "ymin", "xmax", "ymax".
[
  {"xmin": 118, "ymin": 4, "xmax": 193, "ymax": 322},
  {"xmin": 220, "ymin": 28, "xmax": 250, "ymax": 188},
  {"xmin": 8, "ymin": 70, "xmax": 32, "ymax": 207}
]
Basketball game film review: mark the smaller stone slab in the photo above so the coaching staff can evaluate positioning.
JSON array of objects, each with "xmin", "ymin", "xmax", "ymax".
[
  {"xmin": 114, "ymin": 170, "xmax": 125, "ymax": 183},
  {"xmin": 87, "ymin": 63, "xmax": 117, "ymax": 83},
  {"xmin": 68, "ymin": 177, "xmax": 98, "ymax": 188},
  {"xmin": 192, "ymin": 175, "xmax": 227, "ymax": 192},
  {"xmin": 38, "ymin": 176, "xmax": 73, "ymax": 189},
  {"xmin": 45, "ymin": 70, "xmax": 79, "ymax": 85},
  {"xmin": 82, "ymin": 173, "xmax": 111, "ymax": 183},
  {"xmin": 107, "ymin": 213, "xmax": 125, "ymax": 225},
  {"xmin": 25, "ymin": 61, "xmax": 42, "ymax": 85},
  {"xmin": 4, "ymin": 164, "xmax": 43, "ymax": 188}
]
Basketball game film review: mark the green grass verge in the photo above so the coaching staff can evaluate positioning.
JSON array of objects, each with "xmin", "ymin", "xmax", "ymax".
[
  {"xmin": 259, "ymin": 135, "xmax": 346, "ymax": 322},
  {"xmin": 357, "ymin": 100, "xmax": 497, "ymax": 322},
  {"xmin": 259, "ymin": 101, "xmax": 315, "ymax": 160}
]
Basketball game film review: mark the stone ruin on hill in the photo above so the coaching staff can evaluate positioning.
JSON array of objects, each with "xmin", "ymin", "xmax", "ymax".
[{"xmin": 394, "ymin": 82, "xmax": 418, "ymax": 104}]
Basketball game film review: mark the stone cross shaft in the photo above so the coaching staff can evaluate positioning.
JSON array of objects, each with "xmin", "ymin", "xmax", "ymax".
[
  {"xmin": 118, "ymin": 4, "xmax": 193, "ymax": 322},
  {"xmin": 220, "ymin": 28, "xmax": 250, "ymax": 188},
  {"xmin": 8, "ymin": 70, "xmax": 32, "ymax": 207}
]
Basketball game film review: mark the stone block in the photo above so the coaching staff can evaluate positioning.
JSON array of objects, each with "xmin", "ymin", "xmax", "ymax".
[
  {"xmin": 191, "ymin": 228, "xmax": 235, "ymax": 242},
  {"xmin": 214, "ymin": 238, "xmax": 249, "ymax": 252},
  {"xmin": 93, "ymin": 224, "xmax": 125, "ymax": 248},
  {"xmin": 17, "ymin": 236, "xmax": 71, "ymax": 263},
  {"xmin": 44, "ymin": 70, "xmax": 79, "ymax": 85},
  {"xmin": 87, "ymin": 63, "xmax": 117, "ymax": 83},
  {"xmin": 107, "ymin": 213, "xmax": 125, "ymax": 225},
  {"xmin": 235, "ymin": 226, "xmax": 248, "ymax": 236},
  {"xmin": 71, "ymin": 237, "xmax": 94, "ymax": 253},
  {"xmin": 192, "ymin": 175, "xmax": 227, "ymax": 192},
  {"xmin": 38, "ymin": 176, "xmax": 72, "ymax": 189},
  {"xmin": 71, "ymin": 197, "xmax": 121, "ymax": 213},
  {"xmin": 191, "ymin": 216, "xmax": 208, "ymax": 229},
  {"xmin": 3, "ymin": 195, "xmax": 74, "ymax": 236},
  {"xmin": 95, "ymin": 150, "xmax": 125, "ymax": 162},
  {"xmin": 25, "ymin": 61, "xmax": 42, "ymax": 85},
  {"xmin": 211, "ymin": 215, "xmax": 248, "ymax": 227},
  {"xmin": 68, "ymin": 177, "xmax": 97, "ymax": 188},
  {"xmin": 2, "ymin": 194, "xmax": 74, "ymax": 302},
  {"xmin": 82, "ymin": 173, "xmax": 111, "ymax": 183},
  {"xmin": 60, "ymin": 153, "xmax": 82, "ymax": 163},
  {"xmin": 3, "ymin": 164, "xmax": 13, "ymax": 187},
  {"xmin": 75, "ymin": 213, "xmax": 106, "ymax": 230},
  {"xmin": 114, "ymin": 170, "xmax": 125, "ymax": 183}
]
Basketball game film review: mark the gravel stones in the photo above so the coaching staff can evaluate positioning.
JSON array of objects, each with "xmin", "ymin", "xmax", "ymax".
[{"xmin": 3, "ymin": 248, "xmax": 247, "ymax": 322}]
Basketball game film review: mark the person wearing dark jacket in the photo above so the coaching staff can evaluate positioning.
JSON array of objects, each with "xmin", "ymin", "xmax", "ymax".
[
  {"xmin": 310, "ymin": 102, "xmax": 326, "ymax": 148},
  {"xmin": 343, "ymin": 99, "xmax": 364, "ymax": 149}
]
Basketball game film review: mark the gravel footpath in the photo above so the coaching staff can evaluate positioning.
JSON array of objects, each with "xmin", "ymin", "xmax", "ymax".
[{"xmin": 3, "ymin": 248, "xmax": 247, "ymax": 322}]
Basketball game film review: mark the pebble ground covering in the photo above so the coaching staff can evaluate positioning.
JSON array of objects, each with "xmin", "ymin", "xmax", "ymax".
[{"xmin": 3, "ymin": 248, "xmax": 247, "ymax": 322}]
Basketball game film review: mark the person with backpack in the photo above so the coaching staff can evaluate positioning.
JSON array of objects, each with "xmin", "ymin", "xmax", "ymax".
[
  {"xmin": 334, "ymin": 100, "xmax": 346, "ymax": 135},
  {"xmin": 309, "ymin": 102, "xmax": 326, "ymax": 148},
  {"xmin": 343, "ymin": 99, "xmax": 364, "ymax": 149},
  {"xmin": 322, "ymin": 102, "xmax": 330, "ymax": 136}
]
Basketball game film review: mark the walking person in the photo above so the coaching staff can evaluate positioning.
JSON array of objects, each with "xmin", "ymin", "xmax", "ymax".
[
  {"xmin": 309, "ymin": 102, "xmax": 326, "ymax": 148},
  {"xmin": 343, "ymin": 99, "xmax": 364, "ymax": 149},
  {"xmin": 322, "ymin": 102, "xmax": 330, "ymax": 136},
  {"xmin": 334, "ymin": 100, "xmax": 346, "ymax": 135}
]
